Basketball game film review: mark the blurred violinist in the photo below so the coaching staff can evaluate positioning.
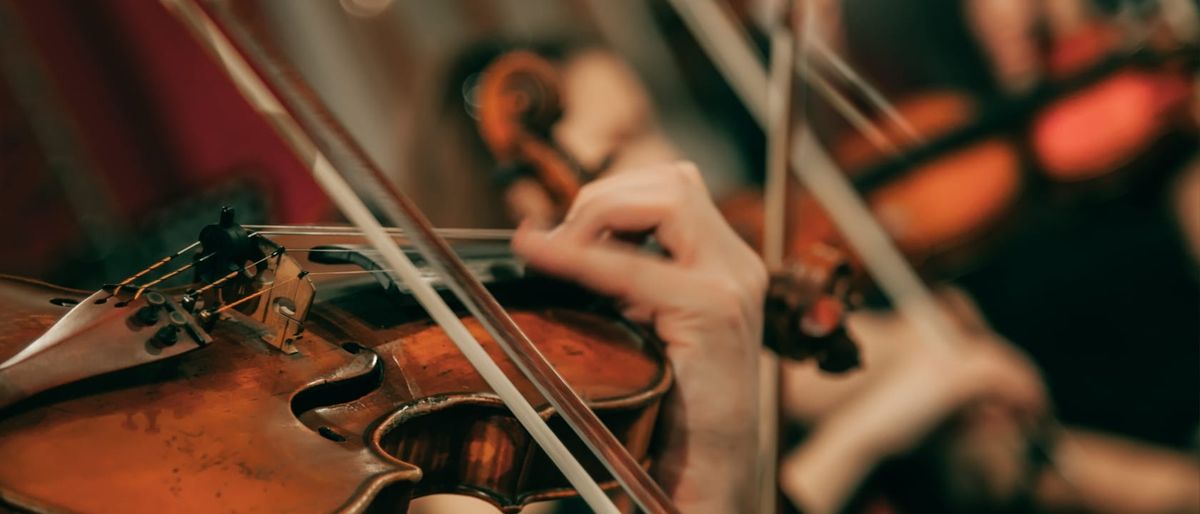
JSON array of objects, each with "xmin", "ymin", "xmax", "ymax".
[
  {"xmin": 797, "ymin": 0, "xmax": 1198, "ymax": 512},
  {"xmin": 482, "ymin": 4, "xmax": 1199, "ymax": 508}
]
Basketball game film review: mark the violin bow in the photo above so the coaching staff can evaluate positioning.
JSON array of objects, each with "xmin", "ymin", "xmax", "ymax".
[
  {"xmin": 160, "ymin": 1, "xmax": 679, "ymax": 513},
  {"xmin": 756, "ymin": 1, "xmax": 800, "ymax": 512}
]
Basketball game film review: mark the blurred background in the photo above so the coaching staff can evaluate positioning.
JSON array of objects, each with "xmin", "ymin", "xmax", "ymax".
[{"xmin": 0, "ymin": 0, "xmax": 1195, "ymax": 512}]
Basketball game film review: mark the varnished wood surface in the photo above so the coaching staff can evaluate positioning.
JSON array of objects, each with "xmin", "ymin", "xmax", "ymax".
[
  {"xmin": 304, "ymin": 290, "xmax": 670, "ymax": 510},
  {"xmin": 0, "ymin": 275, "xmax": 670, "ymax": 513},
  {"xmin": 0, "ymin": 276, "xmax": 416, "ymax": 513}
]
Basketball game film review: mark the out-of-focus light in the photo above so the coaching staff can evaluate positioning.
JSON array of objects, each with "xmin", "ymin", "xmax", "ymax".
[{"xmin": 340, "ymin": 0, "xmax": 393, "ymax": 19}]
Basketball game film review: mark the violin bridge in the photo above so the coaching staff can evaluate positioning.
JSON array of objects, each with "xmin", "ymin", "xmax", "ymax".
[
  {"xmin": 193, "ymin": 208, "xmax": 314, "ymax": 355},
  {"xmin": 244, "ymin": 247, "xmax": 314, "ymax": 355}
]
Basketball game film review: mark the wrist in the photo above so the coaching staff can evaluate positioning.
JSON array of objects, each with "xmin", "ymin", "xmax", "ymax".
[{"xmin": 654, "ymin": 428, "xmax": 758, "ymax": 513}]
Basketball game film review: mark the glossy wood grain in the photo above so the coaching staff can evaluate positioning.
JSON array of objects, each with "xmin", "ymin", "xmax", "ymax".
[
  {"xmin": 0, "ymin": 276, "xmax": 416, "ymax": 513},
  {"xmin": 0, "ymin": 274, "xmax": 670, "ymax": 513},
  {"xmin": 302, "ymin": 285, "xmax": 670, "ymax": 511}
]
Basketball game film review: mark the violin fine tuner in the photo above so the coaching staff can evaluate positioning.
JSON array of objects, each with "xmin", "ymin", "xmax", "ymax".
[{"xmin": 0, "ymin": 284, "xmax": 210, "ymax": 411}]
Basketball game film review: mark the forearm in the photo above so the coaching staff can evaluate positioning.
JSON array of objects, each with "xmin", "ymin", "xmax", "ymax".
[
  {"xmin": 780, "ymin": 407, "xmax": 892, "ymax": 514},
  {"xmin": 1036, "ymin": 428, "xmax": 1200, "ymax": 514},
  {"xmin": 779, "ymin": 351, "xmax": 973, "ymax": 514}
]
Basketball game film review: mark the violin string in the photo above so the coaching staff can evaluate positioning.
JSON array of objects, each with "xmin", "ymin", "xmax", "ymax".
[
  {"xmin": 284, "ymin": 247, "xmax": 410, "ymax": 257},
  {"xmin": 244, "ymin": 225, "xmax": 513, "ymax": 240},
  {"xmin": 305, "ymin": 269, "xmax": 397, "ymax": 276},
  {"xmin": 124, "ymin": 236, "xmax": 501, "ymax": 302},
  {"xmin": 185, "ymin": 248, "xmax": 284, "ymax": 300},
  {"xmin": 805, "ymin": 38, "xmax": 924, "ymax": 145},
  {"xmin": 666, "ymin": 0, "xmax": 907, "ymax": 160},
  {"xmin": 112, "ymin": 241, "xmax": 201, "ymax": 295},
  {"xmin": 131, "ymin": 252, "xmax": 215, "ymax": 294},
  {"xmin": 206, "ymin": 276, "xmax": 299, "ymax": 315},
  {"xmin": 206, "ymin": 272, "xmax": 311, "ymax": 315},
  {"xmin": 164, "ymin": 4, "xmax": 626, "ymax": 509},
  {"xmin": 283, "ymin": 247, "xmax": 509, "ymax": 258},
  {"xmin": 201, "ymin": 269, "xmax": 394, "ymax": 317}
]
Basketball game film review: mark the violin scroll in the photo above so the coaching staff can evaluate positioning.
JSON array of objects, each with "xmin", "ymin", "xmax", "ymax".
[{"xmin": 476, "ymin": 50, "xmax": 589, "ymax": 218}]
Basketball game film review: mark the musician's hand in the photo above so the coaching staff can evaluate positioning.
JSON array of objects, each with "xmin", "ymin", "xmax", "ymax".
[
  {"xmin": 513, "ymin": 162, "xmax": 768, "ymax": 513},
  {"xmin": 781, "ymin": 303, "xmax": 1048, "ymax": 514}
]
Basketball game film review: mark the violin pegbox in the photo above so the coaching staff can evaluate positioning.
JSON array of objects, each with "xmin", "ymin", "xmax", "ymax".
[
  {"xmin": 476, "ymin": 50, "xmax": 591, "ymax": 220},
  {"xmin": 193, "ymin": 208, "xmax": 314, "ymax": 354},
  {"xmin": 764, "ymin": 242, "xmax": 862, "ymax": 373}
]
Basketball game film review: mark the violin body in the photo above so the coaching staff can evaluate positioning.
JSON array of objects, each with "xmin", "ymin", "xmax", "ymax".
[
  {"xmin": 299, "ymin": 271, "xmax": 670, "ymax": 509},
  {"xmin": 0, "ymin": 275, "xmax": 414, "ymax": 513},
  {"xmin": 0, "ymin": 234, "xmax": 669, "ymax": 512}
]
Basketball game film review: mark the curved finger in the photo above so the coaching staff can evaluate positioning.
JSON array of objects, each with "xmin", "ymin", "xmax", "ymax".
[
  {"xmin": 559, "ymin": 189, "xmax": 697, "ymax": 262},
  {"xmin": 565, "ymin": 161, "xmax": 706, "ymax": 225},
  {"xmin": 513, "ymin": 224, "xmax": 690, "ymax": 309},
  {"xmin": 558, "ymin": 164, "xmax": 717, "ymax": 263}
]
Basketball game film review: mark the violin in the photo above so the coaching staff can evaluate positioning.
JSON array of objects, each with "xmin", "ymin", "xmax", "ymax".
[
  {"xmin": 472, "ymin": 49, "xmax": 861, "ymax": 373},
  {"xmin": 468, "ymin": 8, "xmax": 1197, "ymax": 373},
  {"xmin": 817, "ymin": 12, "xmax": 1196, "ymax": 266},
  {"xmin": 2, "ymin": 0, "xmax": 683, "ymax": 511},
  {"xmin": 725, "ymin": 53, "xmax": 1194, "ymax": 283},
  {"xmin": 475, "ymin": 51, "xmax": 592, "ymax": 222},
  {"xmin": 0, "ymin": 210, "xmax": 667, "ymax": 512}
]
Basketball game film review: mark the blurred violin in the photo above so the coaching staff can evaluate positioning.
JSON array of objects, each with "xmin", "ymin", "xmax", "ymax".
[
  {"xmin": 471, "ymin": 6, "xmax": 1197, "ymax": 373},
  {"xmin": 819, "ymin": 13, "xmax": 1196, "ymax": 265},
  {"xmin": 473, "ymin": 49, "xmax": 861, "ymax": 372},
  {"xmin": 475, "ymin": 51, "xmax": 592, "ymax": 222},
  {"xmin": 650, "ymin": 4, "xmax": 1189, "ymax": 513},
  {"xmin": 726, "ymin": 22, "xmax": 1196, "ymax": 276}
]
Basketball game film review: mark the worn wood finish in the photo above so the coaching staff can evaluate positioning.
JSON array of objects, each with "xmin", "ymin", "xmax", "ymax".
[
  {"xmin": 0, "ymin": 276, "xmax": 417, "ymax": 513},
  {"xmin": 302, "ymin": 285, "xmax": 671, "ymax": 511},
  {"xmin": 0, "ymin": 272, "xmax": 670, "ymax": 513}
]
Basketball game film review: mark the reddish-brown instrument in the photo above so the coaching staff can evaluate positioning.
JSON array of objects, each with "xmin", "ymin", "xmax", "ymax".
[
  {"xmin": 724, "ymin": 16, "xmax": 1196, "ymax": 278},
  {"xmin": 1030, "ymin": 22, "xmax": 1196, "ymax": 183},
  {"xmin": 473, "ymin": 50, "xmax": 860, "ymax": 372},
  {"xmin": 0, "ymin": 217, "xmax": 669, "ymax": 513},
  {"xmin": 476, "ymin": 51, "xmax": 590, "ymax": 220},
  {"xmin": 1, "ymin": 2, "xmax": 673, "ymax": 509},
  {"xmin": 819, "ymin": 18, "xmax": 1196, "ymax": 262},
  {"xmin": 302, "ymin": 284, "xmax": 667, "ymax": 509},
  {"xmin": 172, "ymin": 0, "xmax": 678, "ymax": 510},
  {"xmin": 0, "ymin": 275, "xmax": 412, "ymax": 514}
]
